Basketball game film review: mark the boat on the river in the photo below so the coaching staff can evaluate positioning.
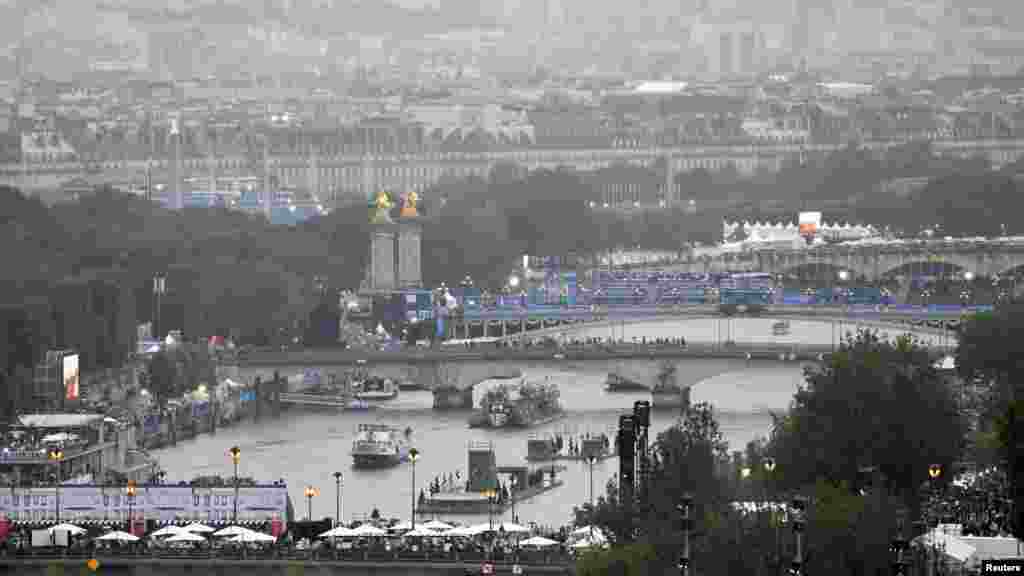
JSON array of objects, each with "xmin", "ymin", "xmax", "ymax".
[
  {"xmin": 604, "ymin": 373, "xmax": 649, "ymax": 392},
  {"xmin": 650, "ymin": 361, "xmax": 689, "ymax": 410},
  {"xmin": 353, "ymin": 377, "xmax": 398, "ymax": 400},
  {"xmin": 772, "ymin": 320, "xmax": 791, "ymax": 336},
  {"xmin": 351, "ymin": 424, "xmax": 412, "ymax": 468},
  {"xmin": 469, "ymin": 377, "xmax": 564, "ymax": 429}
]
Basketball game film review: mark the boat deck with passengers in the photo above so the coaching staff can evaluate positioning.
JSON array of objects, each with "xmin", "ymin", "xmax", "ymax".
[{"xmin": 351, "ymin": 424, "xmax": 412, "ymax": 468}]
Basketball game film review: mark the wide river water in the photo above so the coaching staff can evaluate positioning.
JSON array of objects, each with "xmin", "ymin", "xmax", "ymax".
[{"xmin": 151, "ymin": 318, "xmax": 947, "ymax": 528}]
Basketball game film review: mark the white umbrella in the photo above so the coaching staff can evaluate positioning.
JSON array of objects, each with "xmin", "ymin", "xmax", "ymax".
[
  {"xmin": 182, "ymin": 522, "xmax": 216, "ymax": 533},
  {"xmin": 165, "ymin": 532, "xmax": 207, "ymax": 543},
  {"xmin": 230, "ymin": 531, "xmax": 276, "ymax": 543},
  {"xmin": 213, "ymin": 525, "xmax": 255, "ymax": 537},
  {"xmin": 468, "ymin": 523, "xmax": 494, "ymax": 535},
  {"xmin": 319, "ymin": 526, "xmax": 356, "ymax": 538},
  {"xmin": 498, "ymin": 522, "xmax": 530, "ymax": 534},
  {"xmin": 572, "ymin": 525, "xmax": 601, "ymax": 536},
  {"xmin": 350, "ymin": 524, "xmax": 387, "ymax": 537},
  {"xmin": 390, "ymin": 520, "xmax": 414, "ymax": 531},
  {"xmin": 440, "ymin": 526, "xmax": 476, "ymax": 538},
  {"xmin": 572, "ymin": 539, "xmax": 602, "ymax": 549},
  {"xmin": 49, "ymin": 523, "xmax": 86, "ymax": 535},
  {"xmin": 404, "ymin": 527, "xmax": 440, "ymax": 538},
  {"xmin": 521, "ymin": 536, "xmax": 559, "ymax": 548},
  {"xmin": 95, "ymin": 531, "xmax": 140, "ymax": 542},
  {"xmin": 149, "ymin": 526, "xmax": 186, "ymax": 538},
  {"xmin": 421, "ymin": 520, "xmax": 453, "ymax": 531}
]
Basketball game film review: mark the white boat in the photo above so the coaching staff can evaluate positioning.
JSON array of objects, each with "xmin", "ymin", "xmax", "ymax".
[
  {"xmin": 353, "ymin": 377, "xmax": 398, "ymax": 400},
  {"xmin": 351, "ymin": 424, "xmax": 411, "ymax": 468}
]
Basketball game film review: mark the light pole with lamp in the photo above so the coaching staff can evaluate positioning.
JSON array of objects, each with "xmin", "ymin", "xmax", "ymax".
[
  {"xmin": 153, "ymin": 273, "xmax": 166, "ymax": 340},
  {"xmin": 304, "ymin": 486, "xmax": 319, "ymax": 521},
  {"xmin": 48, "ymin": 448, "xmax": 63, "ymax": 523},
  {"xmin": 229, "ymin": 446, "xmax": 241, "ymax": 524},
  {"xmin": 927, "ymin": 464, "xmax": 942, "ymax": 576},
  {"xmin": 484, "ymin": 487, "xmax": 497, "ymax": 532},
  {"xmin": 763, "ymin": 458, "xmax": 780, "ymax": 571},
  {"xmin": 333, "ymin": 471, "xmax": 343, "ymax": 528},
  {"xmin": 586, "ymin": 455, "xmax": 597, "ymax": 541},
  {"xmin": 125, "ymin": 480, "xmax": 136, "ymax": 534},
  {"xmin": 409, "ymin": 448, "xmax": 419, "ymax": 529},
  {"xmin": 509, "ymin": 475, "xmax": 519, "ymax": 524}
]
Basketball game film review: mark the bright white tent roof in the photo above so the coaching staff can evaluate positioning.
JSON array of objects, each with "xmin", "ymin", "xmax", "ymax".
[
  {"xmin": 350, "ymin": 524, "xmax": 387, "ymax": 537},
  {"xmin": 421, "ymin": 520, "xmax": 453, "ymax": 531},
  {"xmin": 213, "ymin": 526, "xmax": 255, "ymax": 538},
  {"xmin": 95, "ymin": 531, "xmax": 139, "ymax": 542},
  {"xmin": 230, "ymin": 531, "xmax": 276, "ymax": 543},
  {"xmin": 149, "ymin": 526, "xmax": 186, "ymax": 538},
  {"xmin": 319, "ymin": 526, "xmax": 356, "ymax": 538},
  {"xmin": 521, "ymin": 536, "xmax": 559, "ymax": 547},
  {"xmin": 165, "ymin": 531, "xmax": 207, "ymax": 543},
  {"xmin": 182, "ymin": 522, "xmax": 216, "ymax": 533}
]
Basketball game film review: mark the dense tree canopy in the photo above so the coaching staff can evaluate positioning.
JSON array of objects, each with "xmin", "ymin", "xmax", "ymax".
[{"xmin": 767, "ymin": 331, "xmax": 965, "ymax": 514}]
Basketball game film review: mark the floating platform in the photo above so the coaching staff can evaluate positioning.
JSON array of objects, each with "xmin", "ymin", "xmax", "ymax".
[
  {"xmin": 416, "ymin": 480, "xmax": 565, "ymax": 515},
  {"xmin": 279, "ymin": 392, "xmax": 373, "ymax": 411}
]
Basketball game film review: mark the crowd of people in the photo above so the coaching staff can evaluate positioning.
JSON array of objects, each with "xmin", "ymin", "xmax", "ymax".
[
  {"xmin": 927, "ymin": 468, "xmax": 1017, "ymax": 538},
  {"xmin": 0, "ymin": 518, "xmax": 589, "ymax": 565}
]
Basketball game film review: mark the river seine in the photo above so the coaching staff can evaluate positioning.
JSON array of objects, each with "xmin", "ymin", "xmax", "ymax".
[{"xmin": 150, "ymin": 318, "xmax": 946, "ymax": 529}]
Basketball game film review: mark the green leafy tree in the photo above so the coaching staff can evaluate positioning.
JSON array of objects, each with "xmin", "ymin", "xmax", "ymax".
[{"xmin": 768, "ymin": 329, "xmax": 965, "ymax": 522}]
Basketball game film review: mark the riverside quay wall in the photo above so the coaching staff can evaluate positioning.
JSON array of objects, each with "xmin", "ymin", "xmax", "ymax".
[{"xmin": 0, "ymin": 558, "xmax": 575, "ymax": 575}]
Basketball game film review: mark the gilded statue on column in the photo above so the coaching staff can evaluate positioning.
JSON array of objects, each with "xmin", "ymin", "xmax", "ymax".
[
  {"xmin": 370, "ymin": 190, "xmax": 394, "ymax": 224},
  {"xmin": 399, "ymin": 190, "xmax": 419, "ymax": 219}
]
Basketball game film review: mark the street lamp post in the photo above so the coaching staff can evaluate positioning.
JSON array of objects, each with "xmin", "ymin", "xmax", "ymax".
[
  {"xmin": 485, "ymin": 488, "xmax": 497, "ymax": 532},
  {"xmin": 677, "ymin": 494, "xmax": 692, "ymax": 576},
  {"xmin": 509, "ymin": 475, "xmax": 518, "ymax": 524},
  {"xmin": 153, "ymin": 274, "xmax": 166, "ymax": 340},
  {"xmin": 304, "ymin": 486, "xmax": 319, "ymax": 521},
  {"xmin": 333, "ymin": 471, "xmax": 343, "ymax": 528},
  {"xmin": 763, "ymin": 458, "xmax": 779, "ymax": 570},
  {"xmin": 125, "ymin": 481, "xmax": 136, "ymax": 534},
  {"xmin": 409, "ymin": 448, "xmax": 419, "ymax": 529},
  {"xmin": 229, "ymin": 446, "xmax": 241, "ymax": 524},
  {"xmin": 48, "ymin": 449, "xmax": 63, "ymax": 523}
]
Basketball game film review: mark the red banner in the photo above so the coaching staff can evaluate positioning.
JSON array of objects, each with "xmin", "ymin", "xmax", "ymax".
[
  {"xmin": 0, "ymin": 517, "xmax": 10, "ymax": 540},
  {"xmin": 271, "ymin": 516, "xmax": 283, "ymax": 538}
]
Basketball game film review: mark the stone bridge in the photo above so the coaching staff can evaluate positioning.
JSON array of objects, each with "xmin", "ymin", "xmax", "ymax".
[
  {"xmin": 452, "ymin": 306, "xmax": 963, "ymax": 340},
  {"xmin": 678, "ymin": 241, "xmax": 1024, "ymax": 282},
  {"xmin": 234, "ymin": 343, "xmax": 852, "ymax": 409}
]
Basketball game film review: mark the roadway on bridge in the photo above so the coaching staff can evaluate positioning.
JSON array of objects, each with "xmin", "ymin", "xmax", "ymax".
[
  {"xmin": 505, "ymin": 311, "xmax": 955, "ymax": 345},
  {"xmin": 499, "ymin": 307, "xmax": 954, "ymax": 342}
]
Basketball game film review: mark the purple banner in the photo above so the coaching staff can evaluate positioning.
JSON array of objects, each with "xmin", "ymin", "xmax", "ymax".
[{"xmin": 0, "ymin": 485, "xmax": 289, "ymax": 523}]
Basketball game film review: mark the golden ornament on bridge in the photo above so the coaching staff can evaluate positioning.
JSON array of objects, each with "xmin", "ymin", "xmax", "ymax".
[
  {"xmin": 370, "ymin": 190, "xmax": 394, "ymax": 224},
  {"xmin": 400, "ymin": 190, "xmax": 419, "ymax": 218}
]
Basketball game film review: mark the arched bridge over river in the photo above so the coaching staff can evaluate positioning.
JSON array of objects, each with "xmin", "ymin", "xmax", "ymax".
[{"xmin": 233, "ymin": 312, "xmax": 951, "ymax": 409}]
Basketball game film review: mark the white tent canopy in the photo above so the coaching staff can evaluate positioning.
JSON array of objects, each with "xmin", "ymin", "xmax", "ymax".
[
  {"xmin": 390, "ymin": 520, "xmax": 414, "ymax": 531},
  {"xmin": 403, "ymin": 527, "xmax": 441, "ymax": 538},
  {"xmin": 350, "ymin": 524, "xmax": 387, "ymax": 537},
  {"xmin": 421, "ymin": 520, "xmax": 453, "ymax": 531},
  {"xmin": 319, "ymin": 526, "xmax": 356, "ymax": 538},
  {"xmin": 49, "ymin": 523, "xmax": 86, "ymax": 535},
  {"xmin": 182, "ymin": 522, "xmax": 216, "ymax": 533},
  {"xmin": 165, "ymin": 532, "xmax": 207, "ymax": 543},
  {"xmin": 95, "ymin": 531, "xmax": 139, "ymax": 542},
  {"xmin": 149, "ymin": 526, "xmax": 186, "ymax": 538},
  {"xmin": 521, "ymin": 536, "xmax": 559, "ymax": 547},
  {"xmin": 230, "ymin": 531, "xmax": 276, "ymax": 543},
  {"xmin": 213, "ymin": 525, "xmax": 255, "ymax": 538},
  {"xmin": 497, "ymin": 522, "xmax": 530, "ymax": 534},
  {"xmin": 440, "ymin": 526, "xmax": 477, "ymax": 538}
]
